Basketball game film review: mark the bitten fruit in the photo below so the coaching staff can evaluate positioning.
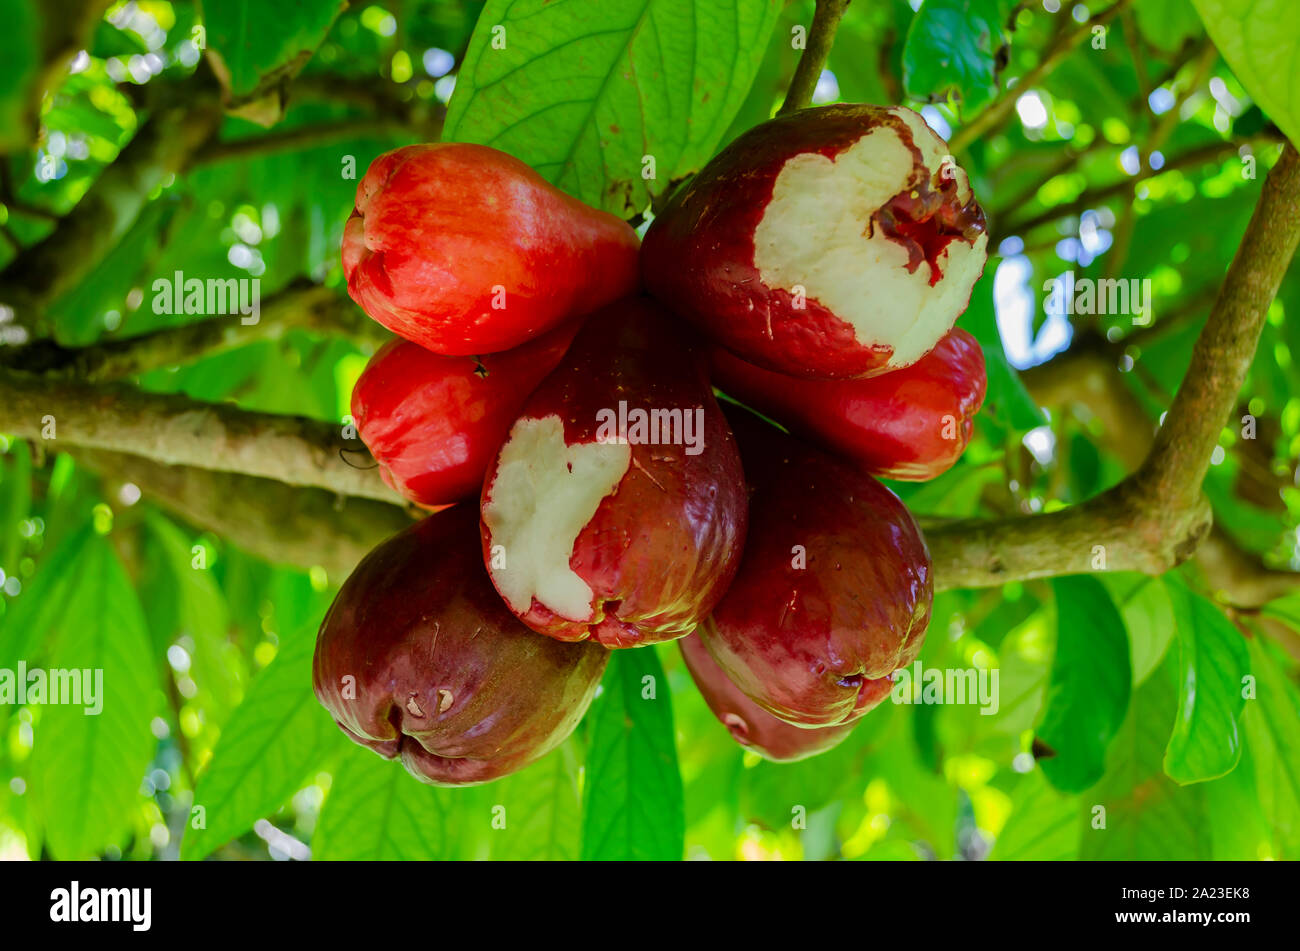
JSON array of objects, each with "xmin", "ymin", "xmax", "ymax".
[
  {"xmin": 479, "ymin": 297, "xmax": 748, "ymax": 649},
  {"xmin": 641, "ymin": 104, "xmax": 988, "ymax": 380},
  {"xmin": 351, "ymin": 320, "xmax": 580, "ymax": 508},
  {"xmin": 698, "ymin": 407, "xmax": 932, "ymax": 727},
  {"xmin": 313, "ymin": 506, "xmax": 608, "ymax": 787},
  {"xmin": 342, "ymin": 143, "xmax": 641, "ymax": 355},
  {"xmin": 679, "ymin": 633, "xmax": 856, "ymax": 762},
  {"xmin": 710, "ymin": 327, "xmax": 987, "ymax": 480}
]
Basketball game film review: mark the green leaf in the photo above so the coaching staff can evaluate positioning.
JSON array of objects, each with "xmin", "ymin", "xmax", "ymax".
[
  {"xmin": 1036, "ymin": 575, "xmax": 1131, "ymax": 793},
  {"xmin": 0, "ymin": 439, "xmax": 32, "ymax": 573},
  {"xmin": 0, "ymin": 526, "xmax": 90, "ymax": 674},
  {"xmin": 481, "ymin": 739, "xmax": 583, "ymax": 860},
  {"xmin": 179, "ymin": 622, "xmax": 341, "ymax": 861},
  {"xmin": 0, "ymin": 0, "xmax": 40, "ymax": 151},
  {"xmin": 141, "ymin": 512, "xmax": 244, "ymax": 730},
  {"xmin": 313, "ymin": 743, "xmax": 465, "ymax": 860},
  {"xmin": 1240, "ymin": 635, "xmax": 1300, "ymax": 857},
  {"xmin": 1134, "ymin": 0, "xmax": 1204, "ymax": 51},
  {"xmin": 1260, "ymin": 590, "xmax": 1300, "ymax": 632},
  {"xmin": 203, "ymin": 0, "xmax": 346, "ymax": 105},
  {"xmin": 1162, "ymin": 576, "xmax": 1250, "ymax": 784},
  {"xmin": 1079, "ymin": 653, "xmax": 1211, "ymax": 859},
  {"xmin": 902, "ymin": 0, "xmax": 1007, "ymax": 112},
  {"xmin": 991, "ymin": 770, "xmax": 1079, "ymax": 859},
  {"xmin": 28, "ymin": 535, "xmax": 159, "ymax": 859},
  {"xmin": 1099, "ymin": 573, "xmax": 1176, "ymax": 686},
  {"xmin": 581, "ymin": 647, "xmax": 684, "ymax": 860},
  {"xmin": 444, "ymin": 0, "xmax": 783, "ymax": 216},
  {"xmin": 1192, "ymin": 0, "xmax": 1300, "ymax": 148}
]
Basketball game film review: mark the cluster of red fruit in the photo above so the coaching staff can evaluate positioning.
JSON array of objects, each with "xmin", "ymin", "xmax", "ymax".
[{"xmin": 313, "ymin": 104, "xmax": 989, "ymax": 785}]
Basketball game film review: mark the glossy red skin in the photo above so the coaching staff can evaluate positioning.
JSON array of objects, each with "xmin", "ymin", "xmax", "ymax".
[
  {"xmin": 679, "ymin": 633, "xmax": 856, "ymax": 762},
  {"xmin": 710, "ymin": 328, "xmax": 987, "ymax": 481},
  {"xmin": 351, "ymin": 320, "xmax": 580, "ymax": 507},
  {"xmin": 698, "ymin": 408, "xmax": 932, "ymax": 727},
  {"xmin": 313, "ymin": 506, "xmax": 609, "ymax": 787},
  {"xmin": 342, "ymin": 143, "xmax": 641, "ymax": 355},
  {"xmin": 480, "ymin": 298, "xmax": 748, "ymax": 649},
  {"xmin": 641, "ymin": 104, "xmax": 986, "ymax": 380}
]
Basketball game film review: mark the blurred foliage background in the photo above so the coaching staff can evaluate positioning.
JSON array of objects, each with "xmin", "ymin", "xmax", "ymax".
[{"xmin": 0, "ymin": 0, "xmax": 1298, "ymax": 861}]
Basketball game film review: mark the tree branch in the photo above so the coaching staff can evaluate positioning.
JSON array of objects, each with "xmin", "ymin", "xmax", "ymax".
[
  {"xmin": 931, "ymin": 143, "xmax": 1300, "ymax": 591},
  {"xmin": 0, "ymin": 282, "xmax": 389, "ymax": 382},
  {"xmin": 994, "ymin": 138, "xmax": 1262, "ymax": 241},
  {"xmin": 949, "ymin": 0, "xmax": 1135, "ymax": 154},
  {"xmin": 72, "ymin": 448, "xmax": 412, "ymax": 580},
  {"xmin": 0, "ymin": 370, "xmax": 401, "ymax": 503},
  {"xmin": 0, "ymin": 97, "xmax": 223, "ymax": 334},
  {"xmin": 778, "ymin": 0, "xmax": 851, "ymax": 116}
]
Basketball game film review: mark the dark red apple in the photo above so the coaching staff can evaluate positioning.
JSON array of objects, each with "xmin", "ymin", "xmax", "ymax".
[
  {"xmin": 698, "ymin": 407, "xmax": 932, "ymax": 727},
  {"xmin": 342, "ymin": 143, "xmax": 640, "ymax": 355},
  {"xmin": 313, "ymin": 506, "xmax": 608, "ymax": 787},
  {"xmin": 679, "ymin": 633, "xmax": 856, "ymax": 762},
  {"xmin": 351, "ymin": 319, "xmax": 580, "ymax": 508},
  {"xmin": 710, "ymin": 327, "xmax": 987, "ymax": 480},
  {"xmin": 479, "ymin": 297, "xmax": 747, "ymax": 649},
  {"xmin": 642, "ymin": 104, "xmax": 988, "ymax": 380}
]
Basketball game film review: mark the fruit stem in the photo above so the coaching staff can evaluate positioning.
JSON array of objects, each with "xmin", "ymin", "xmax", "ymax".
[{"xmin": 778, "ymin": 0, "xmax": 852, "ymax": 117}]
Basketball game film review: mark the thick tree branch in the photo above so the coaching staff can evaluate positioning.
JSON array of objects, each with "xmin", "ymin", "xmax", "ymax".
[
  {"xmin": 0, "ymin": 370, "xmax": 400, "ymax": 503},
  {"xmin": 778, "ymin": 0, "xmax": 851, "ymax": 116},
  {"xmin": 930, "ymin": 143, "xmax": 1300, "ymax": 591},
  {"xmin": 0, "ymin": 282, "xmax": 389, "ymax": 382},
  {"xmin": 1133, "ymin": 144, "xmax": 1300, "ymax": 509},
  {"xmin": 73, "ymin": 449, "xmax": 412, "ymax": 580}
]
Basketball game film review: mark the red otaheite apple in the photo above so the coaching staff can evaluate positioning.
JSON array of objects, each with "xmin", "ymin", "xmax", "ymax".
[
  {"xmin": 313, "ymin": 506, "xmax": 608, "ymax": 787},
  {"xmin": 479, "ymin": 297, "xmax": 747, "ymax": 649},
  {"xmin": 698, "ymin": 407, "xmax": 932, "ymax": 727},
  {"xmin": 641, "ymin": 104, "xmax": 988, "ymax": 379},
  {"xmin": 679, "ymin": 633, "xmax": 857, "ymax": 762},
  {"xmin": 710, "ymin": 327, "xmax": 987, "ymax": 480},
  {"xmin": 342, "ymin": 143, "xmax": 640, "ymax": 355},
  {"xmin": 351, "ymin": 319, "xmax": 580, "ymax": 508}
]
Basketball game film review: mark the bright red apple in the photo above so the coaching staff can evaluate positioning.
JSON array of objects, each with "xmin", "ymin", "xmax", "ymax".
[
  {"xmin": 479, "ymin": 297, "xmax": 747, "ymax": 649},
  {"xmin": 351, "ymin": 319, "xmax": 580, "ymax": 508},
  {"xmin": 313, "ymin": 506, "xmax": 609, "ymax": 787},
  {"xmin": 698, "ymin": 407, "xmax": 932, "ymax": 727},
  {"xmin": 642, "ymin": 104, "xmax": 988, "ymax": 380},
  {"xmin": 710, "ymin": 327, "xmax": 987, "ymax": 480},
  {"xmin": 679, "ymin": 633, "xmax": 857, "ymax": 762},
  {"xmin": 342, "ymin": 143, "xmax": 641, "ymax": 355}
]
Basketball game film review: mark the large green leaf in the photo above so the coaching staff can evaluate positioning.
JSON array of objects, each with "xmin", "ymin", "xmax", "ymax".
[
  {"xmin": 1240, "ymin": 635, "xmax": 1300, "ymax": 857},
  {"xmin": 1036, "ymin": 576, "xmax": 1131, "ymax": 793},
  {"xmin": 1099, "ymin": 573, "xmax": 1176, "ymax": 686},
  {"xmin": 445, "ymin": 0, "xmax": 783, "ymax": 216},
  {"xmin": 1192, "ymin": 0, "xmax": 1300, "ymax": 147},
  {"xmin": 581, "ymin": 647, "xmax": 684, "ymax": 860},
  {"xmin": 1162, "ymin": 577, "xmax": 1250, "ymax": 784},
  {"xmin": 902, "ymin": 0, "xmax": 1008, "ymax": 113},
  {"xmin": 991, "ymin": 770, "xmax": 1079, "ymax": 860},
  {"xmin": 313, "ymin": 743, "xmax": 466, "ymax": 860},
  {"xmin": 141, "ymin": 512, "xmax": 244, "ymax": 731},
  {"xmin": 27, "ymin": 535, "xmax": 159, "ymax": 859},
  {"xmin": 1079, "ymin": 653, "xmax": 1211, "ymax": 859},
  {"xmin": 179, "ymin": 622, "xmax": 341, "ymax": 861},
  {"xmin": 0, "ymin": 0, "xmax": 40, "ymax": 151},
  {"xmin": 481, "ymin": 739, "xmax": 583, "ymax": 860},
  {"xmin": 203, "ymin": 0, "xmax": 346, "ymax": 105}
]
